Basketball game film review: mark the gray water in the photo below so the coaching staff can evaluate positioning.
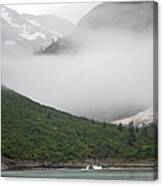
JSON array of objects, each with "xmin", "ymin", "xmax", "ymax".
[{"xmin": 1, "ymin": 169, "xmax": 157, "ymax": 181}]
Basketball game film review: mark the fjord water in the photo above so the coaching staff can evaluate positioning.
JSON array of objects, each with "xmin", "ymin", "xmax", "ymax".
[{"xmin": 1, "ymin": 169, "xmax": 155, "ymax": 180}]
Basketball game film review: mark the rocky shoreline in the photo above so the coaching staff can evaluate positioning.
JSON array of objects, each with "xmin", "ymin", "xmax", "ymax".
[{"xmin": 1, "ymin": 156, "xmax": 157, "ymax": 171}]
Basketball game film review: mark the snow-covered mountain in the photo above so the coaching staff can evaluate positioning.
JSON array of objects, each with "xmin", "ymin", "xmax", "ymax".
[
  {"xmin": 22, "ymin": 14, "xmax": 74, "ymax": 36},
  {"xmin": 112, "ymin": 108, "xmax": 155, "ymax": 127},
  {"xmin": 1, "ymin": 5, "xmax": 74, "ymax": 56}
]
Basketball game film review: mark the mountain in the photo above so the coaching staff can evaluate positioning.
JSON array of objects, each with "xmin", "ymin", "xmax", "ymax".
[
  {"xmin": 113, "ymin": 108, "xmax": 155, "ymax": 127},
  {"xmin": 1, "ymin": 6, "xmax": 74, "ymax": 56},
  {"xmin": 22, "ymin": 14, "xmax": 74, "ymax": 36},
  {"xmin": 1, "ymin": 86, "xmax": 156, "ymax": 165},
  {"xmin": 76, "ymin": 2, "xmax": 153, "ymax": 32},
  {"xmin": 37, "ymin": 2, "xmax": 153, "ymax": 55}
]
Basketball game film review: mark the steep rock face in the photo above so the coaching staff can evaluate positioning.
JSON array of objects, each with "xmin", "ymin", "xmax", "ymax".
[{"xmin": 38, "ymin": 2, "xmax": 153, "ymax": 55}]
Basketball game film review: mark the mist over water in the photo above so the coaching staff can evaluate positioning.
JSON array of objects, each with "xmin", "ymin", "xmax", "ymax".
[{"xmin": 2, "ymin": 30, "xmax": 153, "ymax": 121}]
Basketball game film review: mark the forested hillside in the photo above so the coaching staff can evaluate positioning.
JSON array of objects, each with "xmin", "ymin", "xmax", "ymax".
[{"xmin": 1, "ymin": 86, "xmax": 157, "ymax": 164}]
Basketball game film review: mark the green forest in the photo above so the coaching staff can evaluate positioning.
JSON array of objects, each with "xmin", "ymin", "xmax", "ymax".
[{"xmin": 1, "ymin": 86, "xmax": 157, "ymax": 164}]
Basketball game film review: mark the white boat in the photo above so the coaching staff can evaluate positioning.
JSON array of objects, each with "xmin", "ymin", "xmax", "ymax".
[
  {"xmin": 92, "ymin": 165, "xmax": 103, "ymax": 170},
  {"xmin": 81, "ymin": 164, "xmax": 102, "ymax": 171}
]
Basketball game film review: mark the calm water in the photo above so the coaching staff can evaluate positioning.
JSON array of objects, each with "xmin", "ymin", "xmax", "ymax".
[{"xmin": 1, "ymin": 168, "xmax": 157, "ymax": 181}]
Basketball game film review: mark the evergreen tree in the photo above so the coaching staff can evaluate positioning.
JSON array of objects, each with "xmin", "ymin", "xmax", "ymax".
[
  {"xmin": 142, "ymin": 123, "xmax": 148, "ymax": 137},
  {"xmin": 103, "ymin": 121, "xmax": 107, "ymax": 128},
  {"xmin": 136, "ymin": 126, "xmax": 139, "ymax": 133},
  {"xmin": 118, "ymin": 123, "xmax": 123, "ymax": 131},
  {"xmin": 128, "ymin": 121, "xmax": 136, "ymax": 145}
]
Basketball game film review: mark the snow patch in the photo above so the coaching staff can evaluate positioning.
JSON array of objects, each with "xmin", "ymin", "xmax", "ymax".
[
  {"xmin": 27, "ymin": 19, "xmax": 62, "ymax": 37},
  {"xmin": 21, "ymin": 24, "xmax": 31, "ymax": 34},
  {"xmin": 27, "ymin": 19, "xmax": 41, "ymax": 27},
  {"xmin": 112, "ymin": 108, "xmax": 154, "ymax": 126},
  {"xmin": 47, "ymin": 28, "xmax": 63, "ymax": 37},
  {"xmin": 19, "ymin": 32, "xmax": 46, "ymax": 40}
]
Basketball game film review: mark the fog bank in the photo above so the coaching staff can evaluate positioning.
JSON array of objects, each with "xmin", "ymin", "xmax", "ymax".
[{"xmin": 2, "ymin": 31, "xmax": 153, "ymax": 121}]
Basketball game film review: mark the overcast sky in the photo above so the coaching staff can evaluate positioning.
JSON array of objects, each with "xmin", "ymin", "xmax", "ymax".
[{"xmin": 6, "ymin": 3, "xmax": 100, "ymax": 25}]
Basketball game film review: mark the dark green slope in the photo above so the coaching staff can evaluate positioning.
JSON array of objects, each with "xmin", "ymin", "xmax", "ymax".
[{"xmin": 1, "ymin": 86, "xmax": 156, "ymax": 163}]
